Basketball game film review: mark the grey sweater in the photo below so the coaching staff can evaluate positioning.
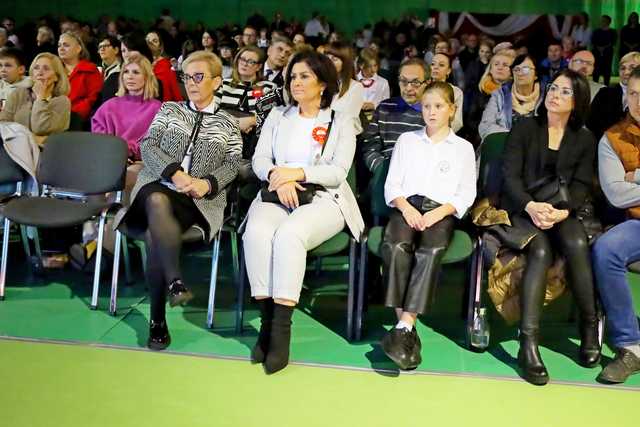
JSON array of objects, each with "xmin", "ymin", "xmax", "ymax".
[{"xmin": 598, "ymin": 134, "xmax": 640, "ymax": 209}]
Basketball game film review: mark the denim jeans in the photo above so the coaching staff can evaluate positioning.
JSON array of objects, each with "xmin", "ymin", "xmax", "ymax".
[{"xmin": 592, "ymin": 220, "xmax": 640, "ymax": 348}]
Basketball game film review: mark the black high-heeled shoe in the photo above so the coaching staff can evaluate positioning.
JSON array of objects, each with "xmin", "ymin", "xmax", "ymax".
[
  {"xmin": 518, "ymin": 331, "xmax": 549, "ymax": 385},
  {"xmin": 147, "ymin": 319, "xmax": 171, "ymax": 351}
]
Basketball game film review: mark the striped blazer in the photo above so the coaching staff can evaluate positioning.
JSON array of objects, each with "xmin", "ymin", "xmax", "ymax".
[{"xmin": 114, "ymin": 101, "xmax": 242, "ymax": 241}]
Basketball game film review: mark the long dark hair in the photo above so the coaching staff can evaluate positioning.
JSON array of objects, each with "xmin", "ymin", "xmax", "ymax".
[
  {"xmin": 284, "ymin": 50, "xmax": 338, "ymax": 109},
  {"xmin": 535, "ymin": 68, "xmax": 590, "ymax": 131},
  {"xmin": 120, "ymin": 32, "xmax": 154, "ymax": 63}
]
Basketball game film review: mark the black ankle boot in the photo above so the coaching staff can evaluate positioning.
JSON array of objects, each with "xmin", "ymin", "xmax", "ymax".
[
  {"xmin": 264, "ymin": 304, "xmax": 294, "ymax": 374},
  {"xmin": 518, "ymin": 331, "xmax": 549, "ymax": 385},
  {"xmin": 251, "ymin": 299, "xmax": 275, "ymax": 364},
  {"xmin": 579, "ymin": 318, "xmax": 602, "ymax": 368},
  {"xmin": 147, "ymin": 319, "xmax": 171, "ymax": 350}
]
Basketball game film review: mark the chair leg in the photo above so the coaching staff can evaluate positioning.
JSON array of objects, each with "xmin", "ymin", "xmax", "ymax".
[
  {"xmin": 32, "ymin": 227, "xmax": 42, "ymax": 259},
  {"xmin": 355, "ymin": 235, "xmax": 369, "ymax": 342},
  {"xmin": 206, "ymin": 231, "xmax": 222, "ymax": 329},
  {"xmin": 90, "ymin": 212, "xmax": 107, "ymax": 310},
  {"xmin": 121, "ymin": 234, "xmax": 133, "ymax": 285},
  {"xmin": 236, "ymin": 242, "xmax": 246, "ymax": 335},
  {"xmin": 466, "ymin": 236, "xmax": 485, "ymax": 350},
  {"xmin": 19, "ymin": 225, "xmax": 31, "ymax": 259},
  {"xmin": 0, "ymin": 218, "xmax": 11, "ymax": 300},
  {"xmin": 230, "ymin": 230, "xmax": 240, "ymax": 285},
  {"xmin": 109, "ymin": 230, "xmax": 123, "ymax": 316},
  {"xmin": 346, "ymin": 237, "xmax": 357, "ymax": 342}
]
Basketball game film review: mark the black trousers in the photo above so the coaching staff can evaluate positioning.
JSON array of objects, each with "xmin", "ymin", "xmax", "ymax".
[
  {"xmin": 515, "ymin": 215, "xmax": 598, "ymax": 333},
  {"xmin": 592, "ymin": 48, "xmax": 614, "ymax": 86},
  {"xmin": 381, "ymin": 211, "xmax": 454, "ymax": 314}
]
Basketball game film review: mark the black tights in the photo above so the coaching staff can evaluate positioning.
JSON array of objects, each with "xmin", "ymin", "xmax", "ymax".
[
  {"xmin": 144, "ymin": 192, "xmax": 184, "ymax": 322},
  {"xmin": 518, "ymin": 216, "xmax": 597, "ymax": 333}
]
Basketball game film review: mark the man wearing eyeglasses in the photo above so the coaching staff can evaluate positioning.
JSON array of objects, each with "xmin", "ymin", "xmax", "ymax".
[
  {"xmin": 588, "ymin": 51, "xmax": 640, "ymax": 139},
  {"xmin": 362, "ymin": 58, "xmax": 430, "ymax": 173},
  {"xmin": 97, "ymin": 35, "xmax": 122, "ymax": 104},
  {"xmin": 569, "ymin": 50, "xmax": 604, "ymax": 102}
]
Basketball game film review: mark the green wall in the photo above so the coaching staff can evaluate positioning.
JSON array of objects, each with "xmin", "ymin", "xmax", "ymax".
[{"xmin": 2, "ymin": 0, "xmax": 633, "ymax": 36}]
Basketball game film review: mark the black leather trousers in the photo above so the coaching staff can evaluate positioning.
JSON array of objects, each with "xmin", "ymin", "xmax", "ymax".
[{"xmin": 381, "ymin": 211, "xmax": 454, "ymax": 314}]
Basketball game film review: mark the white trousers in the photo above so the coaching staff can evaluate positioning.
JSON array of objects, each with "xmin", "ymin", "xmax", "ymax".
[{"xmin": 242, "ymin": 195, "xmax": 345, "ymax": 302}]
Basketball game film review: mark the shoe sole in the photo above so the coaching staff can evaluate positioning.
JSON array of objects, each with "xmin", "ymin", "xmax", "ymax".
[
  {"xmin": 147, "ymin": 337, "xmax": 171, "ymax": 351},
  {"xmin": 169, "ymin": 290, "xmax": 194, "ymax": 307}
]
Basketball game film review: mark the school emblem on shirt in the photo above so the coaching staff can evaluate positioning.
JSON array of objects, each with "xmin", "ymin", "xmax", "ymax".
[
  {"xmin": 312, "ymin": 126, "xmax": 328, "ymax": 144},
  {"xmin": 438, "ymin": 160, "xmax": 451, "ymax": 173}
]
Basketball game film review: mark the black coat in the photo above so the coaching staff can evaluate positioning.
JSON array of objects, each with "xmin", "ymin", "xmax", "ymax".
[
  {"xmin": 586, "ymin": 84, "xmax": 624, "ymax": 140},
  {"xmin": 500, "ymin": 117, "xmax": 596, "ymax": 215}
]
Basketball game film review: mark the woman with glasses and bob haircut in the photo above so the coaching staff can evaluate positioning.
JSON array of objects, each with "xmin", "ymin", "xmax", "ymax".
[
  {"xmin": 500, "ymin": 68, "xmax": 599, "ymax": 385},
  {"xmin": 242, "ymin": 50, "xmax": 364, "ymax": 374},
  {"xmin": 114, "ymin": 50, "xmax": 242, "ymax": 351}
]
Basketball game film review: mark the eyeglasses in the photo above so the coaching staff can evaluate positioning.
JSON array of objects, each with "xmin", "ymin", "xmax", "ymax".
[
  {"xmin": 546, "ymin": 83, "xmax": 574, "ymax": 99},
  {"xmin": 513, "ymin": 65, "xmax": 534, "ymax": 75},
  {"xmin": 181, "ymin": 72, "xmax": 213, "ymax": 84},
  {"xmin": 98, "ymin": 43, "xmax": 112, "ymax": 49},
  {"xmin": 620, "ymin": 64, "xmax": 639, "ymax": 73},
  {"xmin": 398, "ymin": 78, "xmax": 426, "ymax": 88},
  {"xmin": 571, "ymin": 58, "xmax": 594, "ymax": 67},
  {"xmin": 238, "ymin": 57, "xmax": 259, "ymax": 66}
]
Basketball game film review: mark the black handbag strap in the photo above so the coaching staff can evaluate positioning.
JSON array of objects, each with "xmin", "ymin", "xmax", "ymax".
[{"xmin": 320, "ymin": 110, "xmax": 336, "ymax": 156}]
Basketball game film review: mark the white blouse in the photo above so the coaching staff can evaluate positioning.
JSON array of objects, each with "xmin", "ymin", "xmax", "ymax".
[
  {"xmin": 357, "ymin": 72, "xmax": 391, "ymax": 108},
  {"xmin": 284, "ymin": 112, "xmax": 318, "ymax": 168},
  {"xmin": 384, "ymin": 128, "xmax": 477, "ymax": 218}
]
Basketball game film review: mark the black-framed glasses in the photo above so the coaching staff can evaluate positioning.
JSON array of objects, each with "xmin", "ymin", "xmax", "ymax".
[
  {"xmin": 398, "ymin": 78, "xmax": 426, "ymax": 88},
  {"xmin": 238, "ymin": 57, "xmax": 259, "ymax": 66},
  {"xmin": 513, "ymin": 65, "xmax": 534, "ymax": 75},
  {"xmin": 98, "ymin": 43, "xmax": 112, "ymax": 49},
  {"xmin": 571, "ymin": 58, "xmax": 594, "ymax": 67},
  {"xmin": 546, "ymin": 83, "xmax": 574, "ymax": 99},
  {"xmin": 181, "ymin": 72, "xmax": 212, "ymax": 84}
]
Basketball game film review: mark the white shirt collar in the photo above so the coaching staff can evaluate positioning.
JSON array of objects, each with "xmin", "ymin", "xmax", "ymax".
[
  {"xmin": 421, "ymin": 128, "xmax": 455, "ymax": 145},
  {"xmin": 190, "ymin": 98, "xmax": 217, "ymax": 114}
]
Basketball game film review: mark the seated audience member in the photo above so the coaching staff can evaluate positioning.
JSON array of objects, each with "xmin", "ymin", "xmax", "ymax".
[
  {"xmin": 429, "ymin": 53, "xmax": 463, "ymax": 132},
  {"xmin": 0, "ymin": 52, "xmax": 70, "ymax": 146},
  {"xmin": 588, "ymin": 52, "xmax": 640, "ymax": 140},
  {"xmin": 292, "ymin": 33, "xmax": 305, "ymax": 46},
  {"xmin": 463, "ymin": 39, "xmax": 494, "ymax": 103},
  {"xmin": 562, "ymin": 36, "xmax": 576, "ymax": 61},
  {"xmin": 500, "ymin": 69, "xmax": 599, "ymax": 385},
  {"xmin": 96, "ymin": 35, "xmax": 122, "ymax": 104},
  {"xmin": 218, "ymin": 39, "xmax": 237, "ymax": 79},
  {"xmin": 145, "ymin": 31, "xmax": 183, "ymax": 102},
  {"xmin": 242, "ymin": 26, "xmax": 258, "ymax": 47},
  {"xmin": 113, "ymin": 51, "xmax": 242, "ymax": 351},
  {"xmin": 568, "ymin": 50, "xmax": 604, "ymax": 102},
  {"xmin": 243, "ymin": 51, "xmax": 364, "ymax": 374},
  {"xmin": 539, "ymin": 41, "xmax": 568, "ymax": 87},
  {"xmin": 458, "ymin": 33, "xmax": 479, "ymax": 71},
  {"xmin": 58, "ymin": 31, "xmax": 103, "ymax": 125},
  {"xmin": 431, "ymin": 38, "xmax": 465, "ymax": 90},
  {"xmin": 380, "ymin": 81, "xmax": 476, "ymax": 370},
  {"xmin": 34, "ymin": 25, "xmax": 57, "ymax": 56},
  {"xmin": 263, "ymin": 35, "xmax": 293, "ymax": 88},
  {"xmin": 92, "ymin": 54, "xmax": 162, "ymax": 162},
  {"xmin": 479, "ymin": 54, "xmax": 542, "ymax": 140},
  {"xmin": 0, "ymin": 47, "xmax": 30, "ymax": 110},
  {"xmin": 464, "ymin": 49, "xmax": 515, "ymax": 145},
  {"xmin": 201, "ymin": 29, "xmax": 217, "ymax": 53},
  {"xmin": 325, "ymin": 42, "xmax": 365, "ymax": 134},
  {"xmin": 592, "ymin": 67, "xmax": 640, "ymax": 385},
  {"xmin": 357, "ymin": 47, "xmax": 390, "ymax": 113},
  {"xmin": 362, "ymin": 58, "xmax": 429, "ymax": 172}
]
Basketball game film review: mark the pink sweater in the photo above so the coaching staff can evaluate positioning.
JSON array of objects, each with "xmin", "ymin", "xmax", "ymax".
[{"xmin": 91, "ymin": 94, "xmax": 162, "ymax": 160}]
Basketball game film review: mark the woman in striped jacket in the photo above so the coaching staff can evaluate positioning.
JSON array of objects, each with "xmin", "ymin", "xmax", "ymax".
[{"xmin": 114, "ymin": 51, "xmax": 242, "ymax": 350}]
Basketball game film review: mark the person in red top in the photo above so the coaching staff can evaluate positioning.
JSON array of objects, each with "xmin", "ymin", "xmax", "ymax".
[
  {"xmin": 57, "ymin": 31, "xmax": 103, "ymax": 124},
  {"xmin": 145, "ymin": 31, "xmax": 183, "ymax": 102}
]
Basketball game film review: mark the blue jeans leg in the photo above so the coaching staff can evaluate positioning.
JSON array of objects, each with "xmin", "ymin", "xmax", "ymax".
[{"xmin": 592, "ymin": 220, "xmax": 640, "ymax": 348}]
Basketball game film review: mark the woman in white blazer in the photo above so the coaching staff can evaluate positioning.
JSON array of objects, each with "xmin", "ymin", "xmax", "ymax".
[{"xmin": 243, "ymin": 50, "xmax": 364, "ymax": 374}]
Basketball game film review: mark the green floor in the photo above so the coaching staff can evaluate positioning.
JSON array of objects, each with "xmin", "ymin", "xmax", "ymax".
[{"xmin": 0, "ymin": 236, "xmax": 639, "ymax": 426}]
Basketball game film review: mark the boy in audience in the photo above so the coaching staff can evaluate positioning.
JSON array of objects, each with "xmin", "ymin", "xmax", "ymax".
[
  {"xmin": 539, "ymin": 41, "xmax": 568, "ymax": 86},
  {"xmin": 0, "ymin": 47, "xmax": 30, "ymax": 111}
]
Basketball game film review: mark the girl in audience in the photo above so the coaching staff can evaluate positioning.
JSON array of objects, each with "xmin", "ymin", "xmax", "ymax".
[
  {"xmin": 201, "ymin": 30, "xmax": 217, "ymax": 53},
  {"xmin": 357, "ymin": 47, "xmax": 390, "ymax": 112},
  {"xmin": 479, "ymin": 54, "xmax": 542, "ymax": 140},
  {"xmin": 144, "ymin": 31, "xmax": 182, "ymax": 102},
  {"xmin": 381, "ymin": 81, "xmax": 476, "ymax": 370},
  {"xmin": 429, "ymin": 53, "xmax": 463, "ymax": 132},
  {"xmin": 325, "ymin": 42, "xmax": 365, "ymax": 134},
  {"xmin": 0, "ymin": 52, "xmax": 70, "ymax": 146},
  {"xmin": 243, "ymin": 51, "xmax": 364, "ymax": 374},
  {"xmin": 114, "ymin": 51, "xmax": 242, "ymax": 351},
  {"xmin": 500, "ymin": 69, "xmax": 599, "ymax": 385},
  {"xmin": 57, "ymin": 31, "xmax": 103, "ymax": 127}
]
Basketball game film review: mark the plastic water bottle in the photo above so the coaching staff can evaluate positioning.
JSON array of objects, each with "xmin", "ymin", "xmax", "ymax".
[{"xmin": 471, "ymin": 308, "xmax": 490, "ymax": 350}]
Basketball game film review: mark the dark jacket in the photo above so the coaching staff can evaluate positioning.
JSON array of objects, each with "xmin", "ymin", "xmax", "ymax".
[
  {"xmin": 500, "ymin": 117, "xmax": 596, "ymax": 215},
  {"xmin": 586, "ymin": 84, "xmax": 624, "ymax": 140}
]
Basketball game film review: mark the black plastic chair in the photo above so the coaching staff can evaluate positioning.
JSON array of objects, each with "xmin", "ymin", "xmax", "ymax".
[
  {"xmin": 0, "ymin": 145, "xmax": 29, "ymax": 300},
  {"xmin": 2, "ymin": 132, "xmax": 128, "ymax": 310}
]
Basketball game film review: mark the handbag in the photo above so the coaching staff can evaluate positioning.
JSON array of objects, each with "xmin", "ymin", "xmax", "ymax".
[
  {"xmin": 406, "ymin": 195, "xmax": 442, "ymax": 214},
  {"xmin": 260, "ymin": 111, "xmax": 335, "ymax": 206},
  {"xmin": 527, "ymin": 175, "xmax": 571, "ymax": 210}
]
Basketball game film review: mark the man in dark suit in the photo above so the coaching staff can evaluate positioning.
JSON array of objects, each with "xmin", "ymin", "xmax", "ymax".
[
  {"xmin": 587, "ymin": 51, "xmax": 640, "ymax": 140},
  {"xmin": 263, "ymin": 36, "xmax": 293, "ymax": 88}
]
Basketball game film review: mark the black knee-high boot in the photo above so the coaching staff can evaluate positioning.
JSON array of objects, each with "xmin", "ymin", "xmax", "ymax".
[
  {"xmin": 251, "ymin": 298, "xmax": 275, "ymax": 364},
  {"xmin": 265, "ymin": 304, "xmax": 294, "ymax": 374}
]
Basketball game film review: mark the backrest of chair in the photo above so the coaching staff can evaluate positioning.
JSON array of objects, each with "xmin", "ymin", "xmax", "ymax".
[
  {"xmin": 37, "ymin": 132, "xmax": 128, "ymax": 194},
  {"xmin": 479, "ymin": 132, "xmax": 508, "ymax": 200},
  {"xmin": 0, "ymin": 145, "xmax": 25, "ymax": 185},
  {"xmin": 369, "ymin": 159, "xmax": 392, "ymax": 219}
]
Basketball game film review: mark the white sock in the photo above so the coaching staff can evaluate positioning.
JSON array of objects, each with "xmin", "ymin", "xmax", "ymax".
[
  {"xmin": 395, "ymin": 320, "xmax": 413, "ymax": 331},
  {"xmin": 624, "ymin": 344, "xmax": 640, "ymax": 358}
]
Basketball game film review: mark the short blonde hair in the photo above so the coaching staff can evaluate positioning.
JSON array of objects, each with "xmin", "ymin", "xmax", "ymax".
[
  {"xmin": 116, "ymin": 53, "xmax": 159, "ymax": 101},
  {"xmin": 620, "ymin": 51, "xmax": 640, "ymax": 65},
  {"xmin": 182, "ymin": 50, "xmax": 223, "ymax": 79},
  {"xmin": 478, "ymin": 50, "xmax": 516, "ymax": 92},
  {"xmin": 29, "ymin": 52, "xmax": 70, "ymax": 97},
  {"xmin": 59, "ymin": 31, "xmax": 90, "ymax": 61}
]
